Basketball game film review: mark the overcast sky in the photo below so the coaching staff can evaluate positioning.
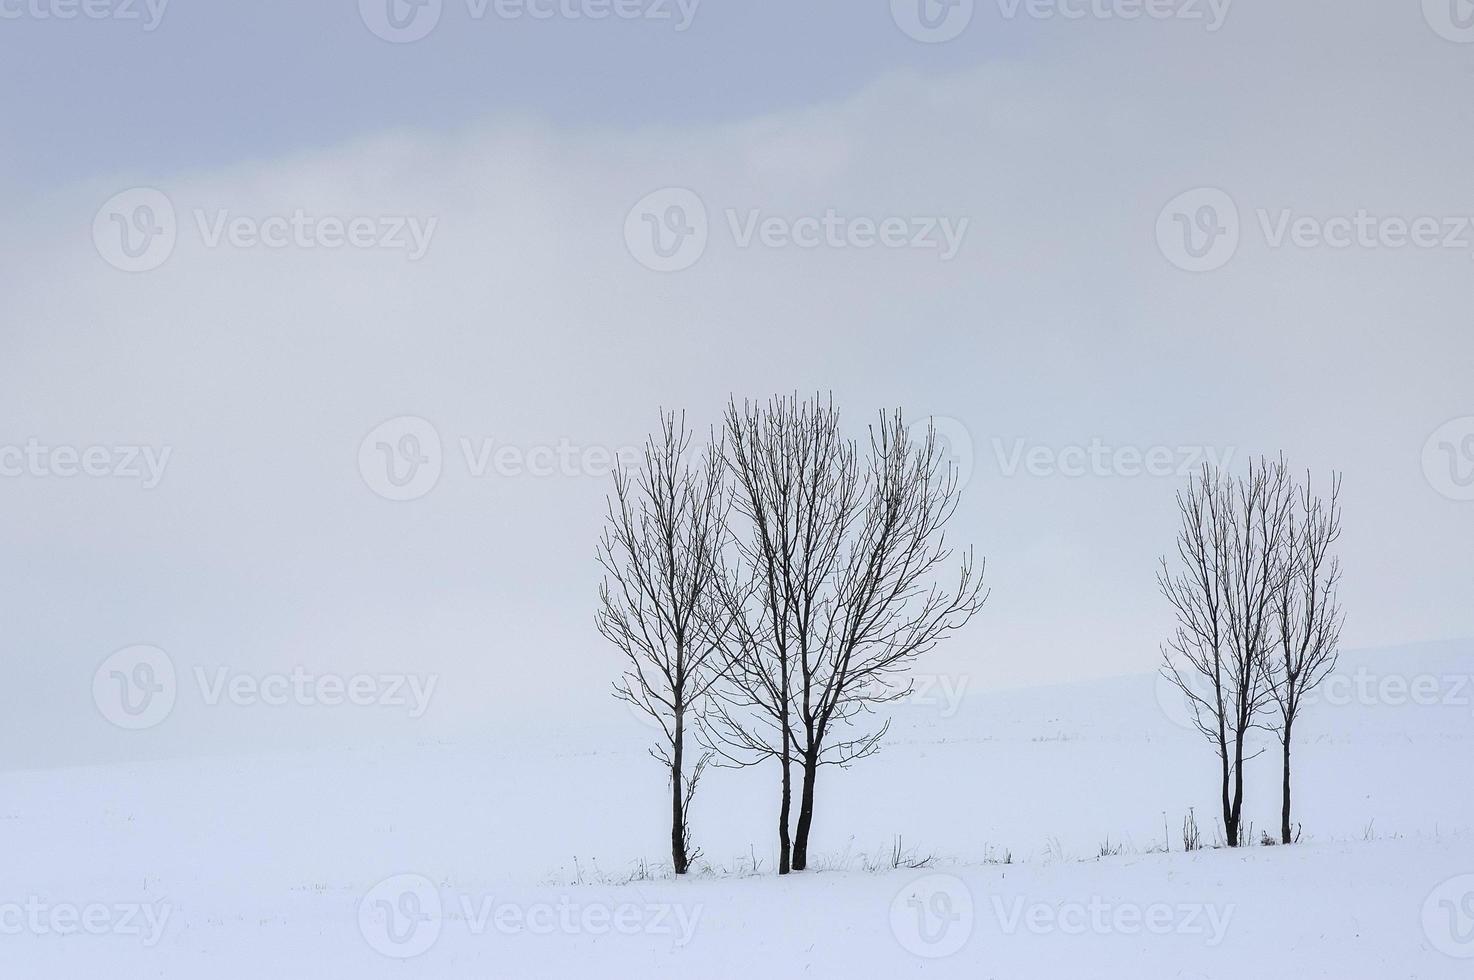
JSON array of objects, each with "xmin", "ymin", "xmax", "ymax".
[{"xmin": 2, "ymin": 0, "xmax": 1472, "ymax": 768}]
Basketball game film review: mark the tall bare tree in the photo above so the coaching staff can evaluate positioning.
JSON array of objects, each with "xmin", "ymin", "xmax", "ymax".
[
  {"xmin": 1263, "ymin": 471, "xmax": 1344, "ymax": 844},
  {"xmin": 705, "ymin": 396, "xmax": 986, "ymax": 872},
  {"xmin": 701, "ymin": 395, "xmax": 855, "ymax": 874},
  {"xmin": 597, "ymin": 412, "xmax": 728, "ymax": 875},
  {"xmin": 791, "ymin": 410, "xmax": 986, "ymax": 869},
  {"xmin": 1160, "ymin": 457, "xmax": 1292, "ymax": 847}
]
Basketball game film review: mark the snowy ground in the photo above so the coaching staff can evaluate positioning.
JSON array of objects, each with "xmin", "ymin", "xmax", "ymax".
[{"xmin": 4, "ymin": 639, "xmax": 1472, "ymax": 977}]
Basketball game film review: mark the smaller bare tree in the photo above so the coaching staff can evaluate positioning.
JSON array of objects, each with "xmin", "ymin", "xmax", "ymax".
[
  {"xmin": 1263, "ymin": 471, "xmax": 1344, "ymax": 844},
  {"xmin": 597, "ymin": 412, "xmax": 728, "ymax": 875},
  {"xmin": 1160, "ymin": 457, "xmax": 1292, "ymax": 847}
]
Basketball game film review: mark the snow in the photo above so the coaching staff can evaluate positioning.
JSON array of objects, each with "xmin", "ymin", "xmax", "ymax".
[{"xmin": 3, "ymin": 639, "xmax": 1471, "ymax": 977}]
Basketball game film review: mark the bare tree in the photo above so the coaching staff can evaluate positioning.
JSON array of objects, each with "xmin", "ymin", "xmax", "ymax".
[
  {"xmin": 1263, "ymin": 471, "xmax": 1344, "ymax": 844},
  {"xmin": 705, "ymin": 395, "xmax": 986, "ymax": 872},
  {"xmin": 700, "ymin": 395, "xmax": 855, "ymax": 874},
  {"xmin": 1159, "ymin": 467, "xmax": 1233, "ymax": 841},
  {"xmin": 791, "ymin": 410, "xmax": 986, "ymax": 869},
  {"xmin": 1159, "ymin": 457, "xmax": 1292, "ymax": 847},
  {"xmin": 597, "ymin": 412, "xmax": 728, "ymax": 875}
]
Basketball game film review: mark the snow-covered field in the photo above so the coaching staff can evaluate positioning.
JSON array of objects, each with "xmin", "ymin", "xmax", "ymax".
[{"xmin": 5, "ymin": 639, "xmax": 1472, "ymax": 978}]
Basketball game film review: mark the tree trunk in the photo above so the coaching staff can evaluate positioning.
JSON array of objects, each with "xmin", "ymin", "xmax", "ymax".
[
  {"xmin": 1218, "ymin": 733, "xmax": 1235, "ymax": 848},
  {"xmin": 1280, "ymin": 717, "xmax": 1294, "ymax": 845},
  {"xmin": 792, "ymin": 749, "xmax": 819, "ymax": 871},
  {"xmin": 671, "ymin": 710, "xmax": 689, "ymax": 874},
  {"xmin": 1227, "ymin": 728, "xmax": 1246, "ymax": 847},
  {"xmin": 777, "ymin": 757, "xmax": 792, "ymax": 875},
  {"xmin": 775, "ymin": 709, "xmax": 793, "ymax": 875}
]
